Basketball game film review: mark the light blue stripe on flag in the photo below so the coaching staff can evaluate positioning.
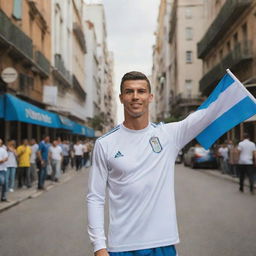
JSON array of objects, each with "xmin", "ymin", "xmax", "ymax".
[
  {"xmin": 197, "ymin": 96, "xmax": 256, "ymax": 149},
  {"xmin": 198, "ymin": 74, "xmax": 234, "ymax": 110}
]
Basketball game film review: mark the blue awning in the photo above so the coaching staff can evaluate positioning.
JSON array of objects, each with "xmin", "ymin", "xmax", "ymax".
[
  {"xmin": 85, "ymin": 127, "xmax": 95, "ymax": 138},
  {"xmin": 4, "ymin": 94, "xmax": 60, "ymax": 128},
  {"xmin": 58, "ymin": 115, "xmax": 74, "ymax": 130},
  {"xmin": 0, "ymin": 94, "xmax": 4, "ymax": 118},
  {"xmin": 73, "ymin": 122, "xmax": 87, "ymax": 136}
]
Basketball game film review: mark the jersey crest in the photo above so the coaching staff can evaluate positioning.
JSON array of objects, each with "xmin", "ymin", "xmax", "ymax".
[{"xmin": 149, "ymin": 137, "xmax": 162, "ymax": 153}]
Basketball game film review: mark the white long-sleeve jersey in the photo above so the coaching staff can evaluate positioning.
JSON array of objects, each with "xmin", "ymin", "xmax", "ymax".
[{"xmin": 87, "ymin": 109, "xmax": 221, "ymax": 252}]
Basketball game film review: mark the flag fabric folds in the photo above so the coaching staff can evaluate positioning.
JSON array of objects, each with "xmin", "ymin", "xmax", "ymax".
[{"xmin": 196, "ymin": 69, "xmax": 256, "ymax": 149}]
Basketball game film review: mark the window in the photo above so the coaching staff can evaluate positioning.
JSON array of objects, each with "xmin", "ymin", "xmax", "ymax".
[
  {"xmin": 219, "ymin": 49, "xmax": 223, "ymax": 60},
  {"xmin": 186, "ymin": 51, "xmax": 193, "ymax": 63},
  {"xmin": 13, "ymin": 0, "xmax": 22, "ymax": 20},
  {"xmin": 242, "ymin": 23, "xmax": 247, "ymax": 40},
  {"xmin": 185, "ymin": 80, "xmax": 192, "ymax": 97},
  {"xmin": 185, "ymin": 7, "xmax": 192, "ymax": 19},
  {"xmin": 226, "ymin": 41, "xmax": 231, "ymax": 51},
  {"xmin": 233, "ymin": 33, "xmax": 238, "ymax": 45},
  {"xmin": 185, "ymin": 27, "xmax": 193, "ymax": 40}
]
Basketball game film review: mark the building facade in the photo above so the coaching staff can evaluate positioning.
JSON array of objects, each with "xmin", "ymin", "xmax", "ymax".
[
  {"xmin": 152, "ymin": 0, "xmax": 206, "ymax": 122},
  {"xmin": 197, "ymin": 0, "xmax": 256, "ymax": 141},
  {"xmin": 0, "ymin": 0, "xmax": 51, "ymax": 142}
]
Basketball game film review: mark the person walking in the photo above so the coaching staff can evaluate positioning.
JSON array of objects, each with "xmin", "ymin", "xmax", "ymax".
[
  {"xmin": 17, "ymin": 139, "xmax": 32, "ymax": 188},
  {"xmin": 37, "ymin": 135, "xmax": 50, "ymax": 190},
  {"xmin": 49, "ymin": 140, "xmax": 63, "ymax": 182},
  {"xmin": 218, "ymin": 143, "xmax": 229, "ymax": 174},
  {"xmin": 228, "ymin": 141, "xmax": 240, "ymax": 177},
  {"xmin": 6, "ymin": 140, "xmax": 17, "ymax": 192},
  {"xmin": 29, "ymin": 139, "xmax": 39, "ymax": 184},
  {"xmin": 0, "ymin": 138, "xmax": 8, "ymax": 202},
  {"xmin": 74, "ymin": 140, "xmax": 83, "ymax": 171},
  {"xmin": 61, "ymin": 140, "xmax": 70, "ymax": 173},
  {"xmin": 82, "ymin": 140, "xmax": 90, "ymax": 167},
  {"xmin": 237, "ymin": 133, "xmax": 256, "ymax": 194}
]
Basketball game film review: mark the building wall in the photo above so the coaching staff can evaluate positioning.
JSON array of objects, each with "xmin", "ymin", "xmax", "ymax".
[{"xmin": 0, "ymin": 0, "xmax": 51, "ymax": 103}]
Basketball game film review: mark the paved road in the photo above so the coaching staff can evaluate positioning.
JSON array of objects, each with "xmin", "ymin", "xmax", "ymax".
[{"xmin": 0, "ymin": 165, "xmax": 256, "ymax": 256}]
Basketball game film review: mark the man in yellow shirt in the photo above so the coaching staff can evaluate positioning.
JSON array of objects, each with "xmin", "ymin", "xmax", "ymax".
[{"xmin": 17, "ymin": 139, "xmax": 32, "ymax": 188}]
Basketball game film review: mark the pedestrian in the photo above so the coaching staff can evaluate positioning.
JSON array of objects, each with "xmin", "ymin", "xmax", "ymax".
[
  {"xmin": 218, "ymin": 143, "xmax": 229, "ymax": 174},
  {"xmin": 237, "ymin": 133, "xmax": 256, "ymax": 194},
  {"xmin": 6, "ymin": 140, "xmax": 17, "ymax": 192},
  {"xmin": 82, "ymin": 140, "xmax": 90, "ymax": 167},
  {"xmin": 49, "ymin": 139, "xmax": 63, "ymax": 182},
  {"xmin": 37, "ymin": 135, "xmax": 50, "ymax": 190},
  {"xmin": 29, "ymin": 139, "xmax": 39, "ymax": 184},
  {"xmin": 0, "ymin": 138, "xmax": 8, "ymax": 202},
  {"xmin": 17, "ymin": 139, "xmax": 32, "ymax": 188},
  {"xmin": 74, "ymin": 140, "xmax": 83, "ymax": 171},
  {"xmin": 61, "ymin": 140, "xmax": 70, "ymax": 173},
  {"xmin": 228, "ymin": 141, "xmax": 240, "ymax": 177}
]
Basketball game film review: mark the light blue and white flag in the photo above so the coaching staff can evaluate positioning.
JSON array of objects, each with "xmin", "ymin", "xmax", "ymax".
[{"xmin": 196, "ymin": 69, "xmax": 256, "ymax": 149}]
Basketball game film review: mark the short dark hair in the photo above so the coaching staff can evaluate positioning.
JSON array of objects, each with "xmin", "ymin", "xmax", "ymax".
[
  {"xmin": 244, "ymin": 133, "xmax": 249, "ymax": 139},
  {"xmin": 120, "ymin": 71, "xmax": 151, "ymax": 93}
]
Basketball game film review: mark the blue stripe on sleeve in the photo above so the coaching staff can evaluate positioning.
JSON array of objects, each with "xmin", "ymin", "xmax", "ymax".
[
  {"xmin": 196, "ymin": 96, "xmax": 256, "ymax": 149},
  {"xmin": 198, "ymin": 74, "xmax": 235, "ymax": 110}
]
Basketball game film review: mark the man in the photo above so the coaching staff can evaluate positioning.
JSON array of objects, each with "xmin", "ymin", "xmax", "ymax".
[
  {"xmin": 37, "ymin": 135, "xmax": 50, "ymax": 190},
  {"xmin": 0, "ymin": 138, "xmax": 8, "ymax": 201},
  {"xmin": 17, "ymin": 139, "xmax": 32, "ymax": 188},
  {"xmin": 29, "ymin": 139, "xmax": 39, "ymax": 184},
  {"xmin": 237, "ymin": 133, "xmax": 256, "ymax": 193},
  {"xmin": 87, "ymin": 71, "xmax": 255, "ymax": 256},
  {"xmin": 73, "ymin": 140, "xmax": 83, "ymax": 171},
  {"xmin": 61, "ymin": 140, "xmax": 70, "ymax": 173},
  {"xmin": 49, "ymin": 139, "xmax": 63, "ymax": 182},
  {"xmin": 82, "ymin": 140, "xmax": 90, "ymax": 167},
  {"xmin": 218, "ymin": 143, "xmax": 229, "ymax": 174}
]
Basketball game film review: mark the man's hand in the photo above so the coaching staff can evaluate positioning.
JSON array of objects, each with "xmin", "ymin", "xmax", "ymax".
[{"xmin": 94, "ymin": 248, "xmax": 109, "ymax": 256}]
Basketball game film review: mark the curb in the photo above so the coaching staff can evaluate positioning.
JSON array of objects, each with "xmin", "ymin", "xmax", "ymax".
[{"xmin": 0, "ymin": 169, "xmax": 85, "ymax": 214}]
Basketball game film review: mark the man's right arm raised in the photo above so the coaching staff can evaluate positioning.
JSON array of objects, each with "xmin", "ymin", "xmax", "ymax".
[{"xmin": 87, "ymin": 140, "xmax": 109, "ymax": 255}]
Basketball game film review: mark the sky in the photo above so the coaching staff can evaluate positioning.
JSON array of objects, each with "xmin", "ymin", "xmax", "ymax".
[{"xmin": 103, "ymin": 0, "xmax": 160, "ymax": 123}]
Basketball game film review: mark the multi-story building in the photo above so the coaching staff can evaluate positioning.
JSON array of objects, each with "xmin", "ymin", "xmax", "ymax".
[
  {"xmin": 0, "ymin": 0, "xmax": 51, "ymax": 142},
  {"xmin": 168, "ymin": 0, "xmax": 206, "ymax": 118},
  {"xmin": 84, "ymin": 3, "xmax": 116, "ymax": 132},
  {"xmin": 197, "ymin": 0, "xmax": 256, "ymax": 141},
  {"xmin": 152, "ymin": 0, "xmax": 206, "ymax": 122}
]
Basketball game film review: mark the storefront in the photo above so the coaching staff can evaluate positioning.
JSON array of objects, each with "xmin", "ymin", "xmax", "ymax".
[{"xmin": 0, "ymin": 94, "xmax": 95, "ymax": 144}]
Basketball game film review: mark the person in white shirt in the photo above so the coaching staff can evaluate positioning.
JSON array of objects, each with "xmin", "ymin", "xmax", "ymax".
[
  {"xmin": 29, "ymin": 139, "xmax": 39, "ymax": 184},
  {"xmin": 6, "ymin": 140, "xmax": 17, "ymax": 192},
  {"xmin": 74, "ymin": 141, "xmax": 83, "ymax": 171},
  {"xmin": 87, "ymin": 71, "xmax": 252, "ymax": 256},
  {"xmin": 218, "ymin": 143, "xmax": 229, "ymax": 174},
  {"xmin": 237, "ymin": 133, "xmax": 256, "ymax": 193},
  {"xmin": 49, "ymin": 140, "xmax": 63, "ymax": 182},
  {"xmin": 0, "ymin": 138, "xmax": 8, "ymax": 202}
]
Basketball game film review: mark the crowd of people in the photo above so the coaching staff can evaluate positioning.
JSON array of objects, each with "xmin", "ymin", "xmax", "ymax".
[
  {"xmin": 217, "ymin": 133, "xmax": 256, "ymax": 194},
  {"xmin": 0, "ymin": 135, "xmax": 94, "ymax": 202}
]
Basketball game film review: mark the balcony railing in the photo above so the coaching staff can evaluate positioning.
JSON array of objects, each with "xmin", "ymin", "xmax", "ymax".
[
  {"xmin": 72, "ymin": 74, "xmax": 86, "ymax": 101},
  {"xmin": 35, "ymin": 51, "xmax": 50, "ymax": 77},
  {"xmin": 0, "ymin": 10, "xmax": 33, "ymax": 59},
  {"xmin": 198, "ymin": 0, "xmax": 252, "ymax": 58},
  {"xmin": 73, "ymin": 22, "xmax": 86, "ymax": 53},
  {"xmin": 199, "ymin": 40, "xmax": 253, "ymax": 95},
  {"xmin": 54, "ymin": 54, "xmax": 72, "ymax": 85}
]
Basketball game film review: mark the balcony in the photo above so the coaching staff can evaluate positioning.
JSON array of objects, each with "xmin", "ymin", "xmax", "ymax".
[
  {"xmin": 54, "ymin": 54, "xmax": 72, "ymax": 86},
  {"xmin": 0, "ymin": 10, "xmax": 33, "ymax": 60},
  {"xmin": 198, "ymin": 0, "xmax": 252, "ymax": 59},
  {"xmin": 34, "ymin": 51, "xmax": 50, "ymax": 77},
  {"xmin": 72, "ymin": 74, "xmax": 86, "ymax": 101},
  {"xmin": 199, "ymin": 40, "xmax": 253, "ymax": 96},
  {"xmin": 73, "ymin": 22, "xmax": 86, "ymax": 53}
]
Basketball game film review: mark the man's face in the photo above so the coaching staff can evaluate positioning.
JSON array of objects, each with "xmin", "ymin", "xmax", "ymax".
[
  {"xmin": 119, "ymin": 80, "xmax": 153, "ymax": 118},
  {"xmin": 44, "ymin": 136, "xmax": 50, "ymax": 143}
]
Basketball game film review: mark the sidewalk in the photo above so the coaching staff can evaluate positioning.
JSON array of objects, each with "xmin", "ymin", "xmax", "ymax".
[
  {"xmin": 198, "ymin": 168, "xmax": 256, "ymax": 189},
  {"xmin": 0, "ymin": 167, "xmax": 88, "ymax": 213}
]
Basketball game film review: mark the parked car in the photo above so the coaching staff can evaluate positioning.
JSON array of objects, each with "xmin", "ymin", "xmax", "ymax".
[{"xmin": 183, "ymin": 145, "xmax": 218, "ymax": 169}]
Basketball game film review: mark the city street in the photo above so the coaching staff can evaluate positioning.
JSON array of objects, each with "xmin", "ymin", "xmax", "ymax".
[{"xmin": 0, "ymin": 165, "xmax": 256, "ymax": 256}]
